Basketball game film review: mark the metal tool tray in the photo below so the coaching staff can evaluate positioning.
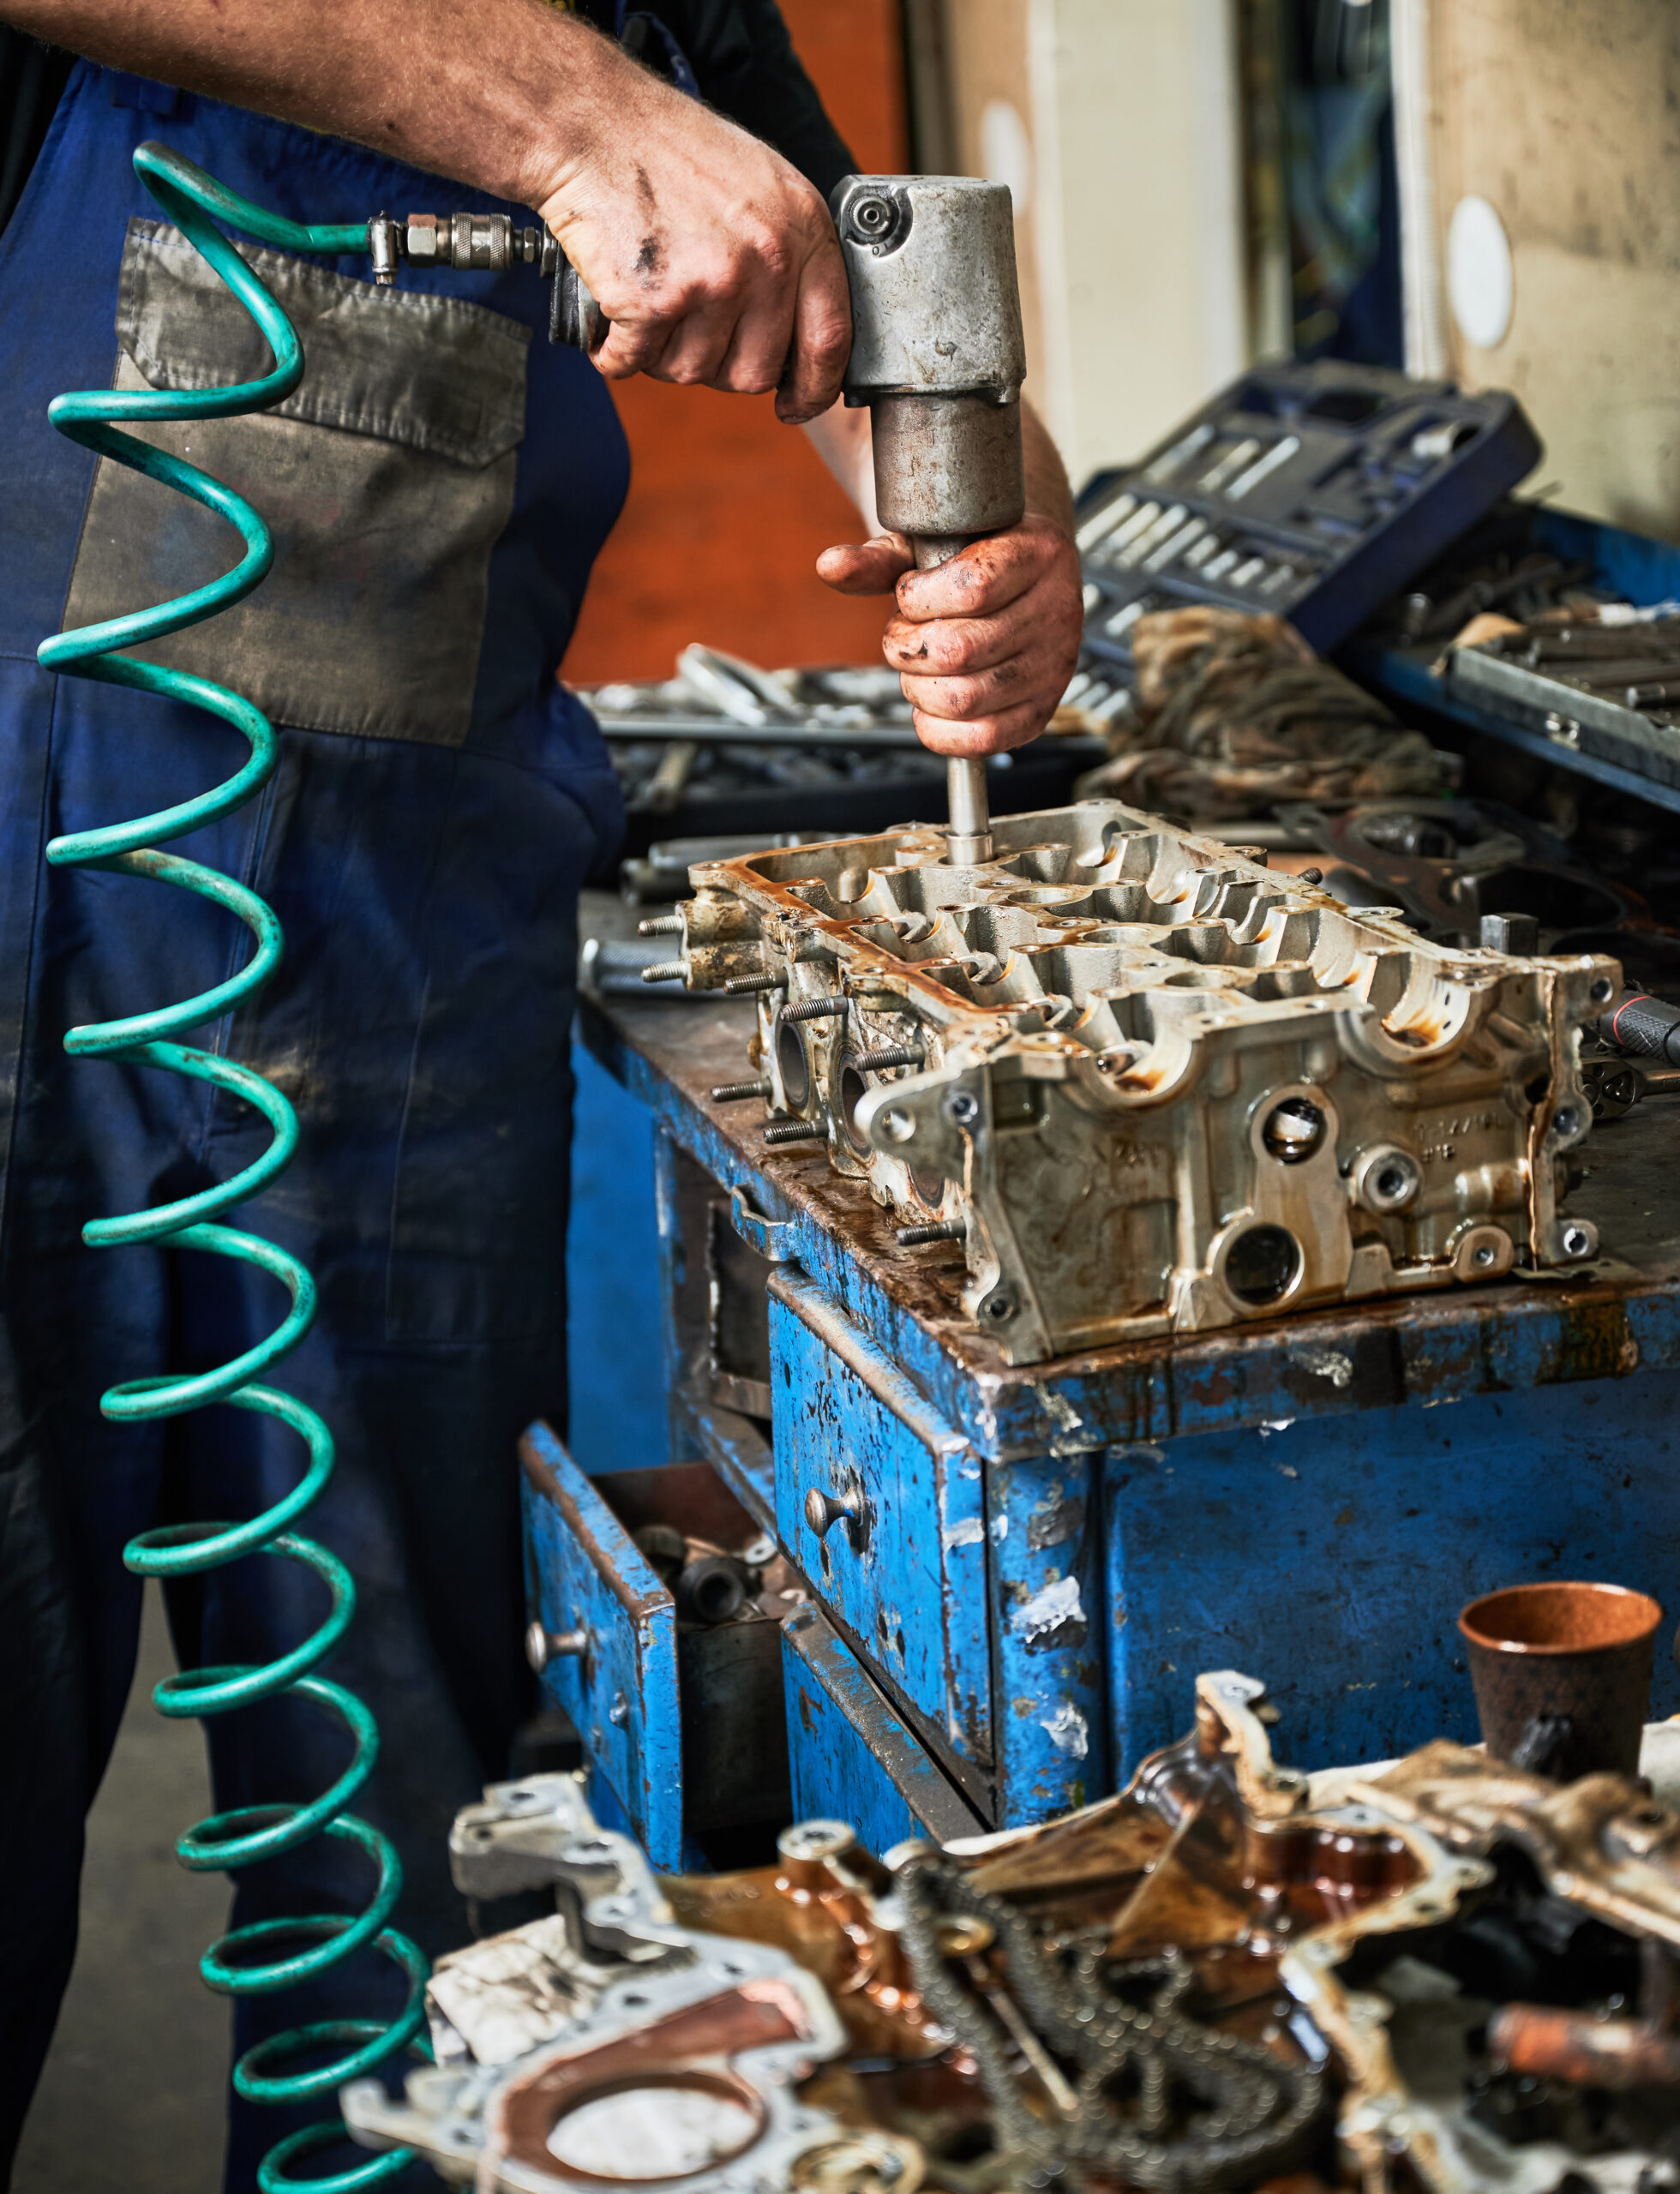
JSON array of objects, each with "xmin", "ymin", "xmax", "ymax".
[
  {"xmin": 1448, "ymin": 626, "xmax": 1680, "ymax": 790},
  {"xmin": 1355, "ymin": 507, "xmax": 1680, "ymax": 818},
  {"xmin": 1077, "ymin": 359, "xmax": 1539, "ymax": 668}
]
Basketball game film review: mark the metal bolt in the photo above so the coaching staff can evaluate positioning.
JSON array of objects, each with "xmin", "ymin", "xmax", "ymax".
[
  {"xmin": 983, "ymin": 1290, "xmax": 1017, "ymax": 1322},
  {"xmin": 1563, "ymin": 1225, "xmax": 1593, "ymax": 1258},
  {"xmin": 1552, "ymin": 1106, "xmax": 1581, "ymax": 1139},
  {"xmin": 724, "ymin": 973, "xmax": 780, "ymax": 994},
  {"xmin": 947, "ymin": 1090, "xmax": 981, "ymax": 1126},
  {"xmin": 851, "ymin": 1046, "xmax": 923, "ymax": 1073},
  {"xmin": 897, "ymin": 1220, "xmax": 964, "ymax": 1245},
  {"xmin": 525, "ymin": 1621, "xmax": 588, "ymax": 1672},
  {"xmin": 777, "ymin": 1819, "xmax": 855, "ymax": 1862},
  {"xmin": 639, "ymin": 960, "xmax": 687, "ymax": 985},
  {"xmin": 764, "ymin": 1120, "xmax": 825, "ymax": 1145},
  {"xmin": 804, "ymin": 1487, "xmax": 858, "ymax": 1539},
  {"xmin": 637, "ymin": 914, "xmax": 683, "ymax": 937},
  {"xmin": 608, "ymin": 1692, "xmax": 630, "ymax": 1728},
  {"xmin": 711, "ymin": 1078, "xmax": 772, "ymax": 1102},
  {"xmin": 1298, "ymin": 866, "xmax": 1324, "ymax": 886},
  {"xmin": 781, "ymin": 994, "xmax": 849, "ymax": 1024}
]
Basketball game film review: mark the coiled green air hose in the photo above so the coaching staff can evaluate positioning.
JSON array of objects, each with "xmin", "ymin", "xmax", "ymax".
[{"xmin": 37, "ymin": 141, "xmax": 429, "ymax": 2193}]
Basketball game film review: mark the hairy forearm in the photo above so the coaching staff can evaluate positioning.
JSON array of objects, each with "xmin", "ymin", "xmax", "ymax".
[
  {"xmin": 805, "ymin": 398, "xmax": 1073, "ymax": 539},
  {"xmin": 0, "ymin": 0, "xmax": 627, "ymax": 209}
]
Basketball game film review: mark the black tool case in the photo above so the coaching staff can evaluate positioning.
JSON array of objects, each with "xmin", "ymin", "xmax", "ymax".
[{"xmin": 1076, "ymin": 359, "xmax": 1540, "ymax": 668}]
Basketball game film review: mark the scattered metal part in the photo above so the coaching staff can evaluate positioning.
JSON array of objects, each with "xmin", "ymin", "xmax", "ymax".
[
  {"xmin": 896, "ymin": 1220, "xmax": 964, "ymax": 1246},
  {"xmin": 342, "ymin": 1775, "xmax": 855, "ymax": 2189},
  {"xmin": 657, "ymin": 800, "xmax": 1613, "ymax": 1363},
  {"xmin": 345, "ymin": 1675, "xmax": 1680, "ymax": 2191}
]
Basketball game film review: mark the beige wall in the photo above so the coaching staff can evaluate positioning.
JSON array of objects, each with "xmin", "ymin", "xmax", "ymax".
[
  {"xmin": 1423, "ymin": 0, "xmax": 1680, "ymax": 540},
  {"xmin": 942, "ymin": 0, "xmax": 1248, "ymax": 488}
]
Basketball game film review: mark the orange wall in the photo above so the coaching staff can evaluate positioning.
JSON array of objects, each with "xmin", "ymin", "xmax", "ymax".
[{"xmin": 562, "ymin": 3, "xmax": 909, "ymax": 685}]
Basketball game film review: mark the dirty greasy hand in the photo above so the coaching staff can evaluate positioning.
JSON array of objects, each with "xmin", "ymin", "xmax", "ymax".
[
  {"xmin": 531, "ymin": 34, "xmax": 850, "ymax": 424},
  {"xmin": 816, "ymin": 517, "xmax": 1083, "ymax": 755}
]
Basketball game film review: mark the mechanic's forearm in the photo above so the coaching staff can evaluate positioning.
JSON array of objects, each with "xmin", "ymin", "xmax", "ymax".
[
  {"xmin": 806, "ymin": 399, "xmax": 1073, "ymax": 539},
  {"xmin": 1022, "ymin": 404, "xmax": 1075, "ymax": 537},
  {"xmin": 0, "ymin": 0, "xmax": 629, "ymax": 211}
]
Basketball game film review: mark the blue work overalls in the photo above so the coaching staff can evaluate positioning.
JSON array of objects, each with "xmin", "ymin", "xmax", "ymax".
[{"xmin": 0, "ymin": 61, "xmax": 628, "ymax": 2186}]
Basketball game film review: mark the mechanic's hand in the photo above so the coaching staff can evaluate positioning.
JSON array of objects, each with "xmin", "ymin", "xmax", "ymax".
[
  {"xmin": 816, "ymin": 517, "xmax": 1083, "ymax": 754},
  {"xmin": 533, "ymin": 42, "xmax": 850, "ymax": 424}
]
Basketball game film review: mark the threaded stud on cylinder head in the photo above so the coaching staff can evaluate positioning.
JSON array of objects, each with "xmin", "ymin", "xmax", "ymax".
[
  {"xmin": 897, "ymin": 1220, "xmax": 965, "ymax": 1245},
  {"xmin": 711, "ymin": 1078, "xmax": 771, "ymax": 1102},
  {"xmin": 782, "ymin": 994, "xmax": 849, "ymax": 1024},
  {"xmin": 639, "ymin": 960, "xmax": 687, "ymax": 985},
  {"xmin": 724, "ymin": 973, "xmax": 781, "ymax": 994},
  {"xmin": 638, "ymin": 914, "xmax": 683, "ymax": 937},
  {"xmin": 851, "ymin": 1046, "xmax": 923, "ymax": 1073},
  {"xmin": 765, "ymin": 1120, "xmax": 826, "ymax": 1145}
]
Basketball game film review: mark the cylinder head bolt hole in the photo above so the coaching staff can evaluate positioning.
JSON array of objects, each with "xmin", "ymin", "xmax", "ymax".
[
  {"xmin": 777, "ymin": 1018, "xmax": 810, "ymax": 1112},
  {"xmin": 1352, "ymin": 1142, "xmax": 1423, "ymax": 1215},
  {"xmin": 1262, "ymin": 1095, "xmax": 1326, "ymax": 1164},
  {"xmin": 1225, "ymin": 1224, "xmax": 1303, "ymax": 1307}
]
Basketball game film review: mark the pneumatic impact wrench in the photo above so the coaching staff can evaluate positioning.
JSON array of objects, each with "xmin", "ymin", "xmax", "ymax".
[{"xmin": 830, "ymin": 175, "xmax": 1027, "ymax": 866}]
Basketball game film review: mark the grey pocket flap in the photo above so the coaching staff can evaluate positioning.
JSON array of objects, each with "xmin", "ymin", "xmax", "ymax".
[{"xmin": 117, "ymin": 216, "xmax": 530, "ymax": 467}]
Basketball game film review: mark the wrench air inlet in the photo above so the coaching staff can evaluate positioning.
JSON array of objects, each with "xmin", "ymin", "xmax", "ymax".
[{"xmin": 37, "ymin": 141, "xmax": 426, "ymax": 2193}]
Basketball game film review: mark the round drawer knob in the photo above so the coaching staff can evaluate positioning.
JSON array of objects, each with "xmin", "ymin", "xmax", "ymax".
[
  {"xmin": 804, "ymin": 1487, "xmax": 859, "ymax": 1540},
  {"xmin": 525, "ymin": 1621, "xmax": 590, "ymax": 1673}
]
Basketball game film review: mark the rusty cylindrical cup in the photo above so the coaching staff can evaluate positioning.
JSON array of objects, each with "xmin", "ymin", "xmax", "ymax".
[{"xmin": 1459, "ymin": 1581, "xmax": 1663, "ymax": 1779}]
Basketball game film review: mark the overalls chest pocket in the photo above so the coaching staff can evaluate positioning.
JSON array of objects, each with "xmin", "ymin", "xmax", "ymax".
[{"xmin": 63, "ymin": 215, "xmax": 531, "ymax": 747}]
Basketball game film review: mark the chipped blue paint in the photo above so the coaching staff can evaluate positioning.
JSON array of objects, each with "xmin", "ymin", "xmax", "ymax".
[
  {"xmin": 1103, "ymin": 1370, "xmax": 1680, "ymax": 1779},
  {"xmin": 519, "ymin": 1421, "xmax": 683, "ymax": 1867},
  {"xmin": 782, "ymin": 1607, "xmax": 985, "ymax": 1850},
  {"xmin": 989, "ymin": 1453, "xmax": 1107, "ymax": 1823},
  {"xmin": 770, "ymin": 1273, "xmax": 989, "ymax": 1769}
]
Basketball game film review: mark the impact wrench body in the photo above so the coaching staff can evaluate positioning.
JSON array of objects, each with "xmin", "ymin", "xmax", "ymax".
[{"xmin": 831, "ymin": 177, "xmax": 1029, "ymax": 866}]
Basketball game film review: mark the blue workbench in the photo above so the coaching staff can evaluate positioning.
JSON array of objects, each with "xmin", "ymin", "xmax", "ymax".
[{"xmin": 546, "ymin": 932, "xmax": 1680, "ymax": 1866}]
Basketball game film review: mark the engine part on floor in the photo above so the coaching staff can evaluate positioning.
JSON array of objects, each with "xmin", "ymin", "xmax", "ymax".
[
  {"xmin": 342, "ymin": 1671, "xmax": 1680, "ymax": 2192},
  {"xmin": 340, "ymin": 1775, "xmax": 875, "ymax": 2190},
  {"xmin": 832, "ymin": 172, "xmax": 1028, "ymax": 866},
  {"xmin": 37, "ymin": 140, "xmax": 431, "ymax": 2191},
  {"xmin": 1073, "ymin": 606, "xmax": 1448, "ymax": 823},
  {"xmin": 1276, "ymin": 796, "xmax": 1637, "ymax": 944},
  {"xmin": 646, "ymin": 799, "xmax": 1615, "ymax": 1364}
]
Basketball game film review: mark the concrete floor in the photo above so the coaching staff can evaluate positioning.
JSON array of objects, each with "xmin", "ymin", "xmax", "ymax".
[{"xmin": 15, "ymin": 1584, "xmax": 228, "ymax": 2192}]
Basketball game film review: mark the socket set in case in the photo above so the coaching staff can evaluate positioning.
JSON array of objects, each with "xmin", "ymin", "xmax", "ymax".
[
  {"xmin": 1076, "ymin": 360, "xmax": 1540, "ymax": 669},
  {"xmin": 1449, "ymin": 612, "xmax": 1680, "ymax": 790}
]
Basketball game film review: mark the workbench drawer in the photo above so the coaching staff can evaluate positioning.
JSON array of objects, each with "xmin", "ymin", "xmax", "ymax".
[
  {"xmin": 783, "ymin": 1604, "xmax": 987, "ymax": 1852},
  {"xmin": 520, "ymin": 1421, "xmax": 681, "ymax": 1864},
  {"xmin": 769, "ymin": 1269, "xmax": 991, "ymax": 1769}
]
